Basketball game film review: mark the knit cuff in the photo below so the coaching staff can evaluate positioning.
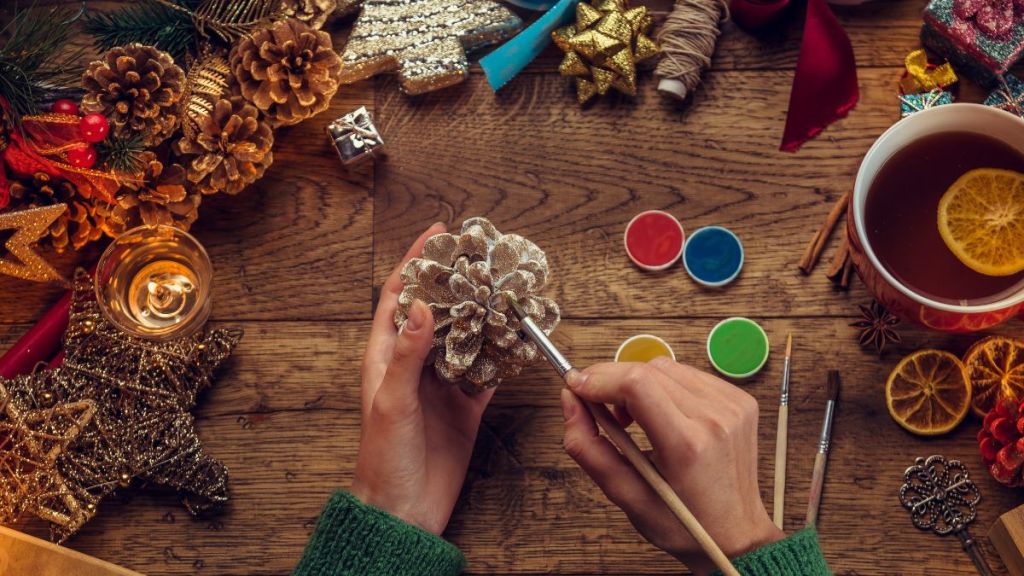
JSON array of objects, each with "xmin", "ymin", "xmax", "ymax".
[
  {"xmin": 293, "ymin": 491, "xmax": 465, "ymax": 576},
  {"xmin": 721, "ymin": 528, "xmax": 830, "ymax": 576}
]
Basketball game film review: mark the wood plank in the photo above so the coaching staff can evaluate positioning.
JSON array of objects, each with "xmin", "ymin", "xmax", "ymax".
[{"xmin": 5, "ymin": 318, "xmax": 1021, "ymax": 574}]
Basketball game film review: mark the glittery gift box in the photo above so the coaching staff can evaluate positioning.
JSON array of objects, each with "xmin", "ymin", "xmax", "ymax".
[
  {"xmin": 922, "ymin": 0, "xmax": 1024, "ymax": 87},
  {"xmin": 326, "ymin": 107, "xmax": 384, "ymax": 166},
  {"xmin": 984, "ymin": 73, "xmax": 1024, "ymax": 116},
  {"xmin": 900, "ymin": 89, "xmax": 954, "ymax": 117}
]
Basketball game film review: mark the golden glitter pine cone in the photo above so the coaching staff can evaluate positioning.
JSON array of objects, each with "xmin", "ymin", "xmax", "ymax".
[
  {"xmin": 395, "ymin": 217, "xmax": 561, "ymax": 392},
  {"xmin": 8, "ymin": 172, "xmax": 113, "ymax": 252},
  {"xmin": 279, "ymin": 0, "xmax": 338, "ymax": 29},
  {"xmin": 230, "ymin": 18, "xmax": 342, "ymax": 127},
  {"xmin": 81, "ymin": 44, "xmax": 186, "ymax": 146},
  {"xmin": 110, "ymin": 155, "xmax": 201, "ymax": 233},
  {"xmin": 173, "ymin": 96, "xmax": 274, "ymax": 196}
]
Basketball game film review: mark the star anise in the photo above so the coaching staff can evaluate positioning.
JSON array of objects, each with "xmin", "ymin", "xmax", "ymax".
[{"xmin": 851, "ymin": 300, "xmax": 902, "ymax": 355}]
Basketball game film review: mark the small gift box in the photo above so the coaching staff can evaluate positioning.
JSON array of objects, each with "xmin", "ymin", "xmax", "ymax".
[
  {"xmin": 326, "ymin": 106, "xmax": 384, "ymax": 166},
  {"xmin": 984, "ymin": 73, "xmax": 1024, "ymax": 116},
  {"xmin": 899, "ymin": 89, "xmax": 954, "ymax": 117},
  {"xmin": 922, "ymin": 0, "xmax": 1024, "ymax": 87}
]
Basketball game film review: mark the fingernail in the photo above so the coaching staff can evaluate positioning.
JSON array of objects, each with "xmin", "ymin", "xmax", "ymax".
[
  {"xmin": 567, "ymin": 371, "xmax": 587, "ymax": 390},
  {"xmin": 432, "ymin": 221, "xmax": 446, "ymax": 231},
  {"xmin": 405, "ymin": 300, "xmax": 426, "ymax": 332},
  {"xmin": 560, "ymin": 389, "xmax": 576, "ymax": 420}
]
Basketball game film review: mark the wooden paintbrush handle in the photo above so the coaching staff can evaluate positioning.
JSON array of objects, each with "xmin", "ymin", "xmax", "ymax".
[
  {"xmin": 773, "ymin": 404, "xmax": 788, "ymax": 529},
  {"xmin": 805, "ymin": 451, "xmax": 827, "ymax": 526},
  {"xmin": 583, "ymin": 400, "xmax": 741, "ymax": 576}
]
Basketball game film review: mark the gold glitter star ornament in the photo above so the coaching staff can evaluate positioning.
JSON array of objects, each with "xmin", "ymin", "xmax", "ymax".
[
  {"xmin": 339, "ymin": 0, "xmax": 523, "ymax": 95},
  {"xmin": 553, "ymin": 0, "xmax": 660, "ymax": 104},
  {"xmin": 0, "ymin": 204, "xmax": 67, "ymax": 283}
]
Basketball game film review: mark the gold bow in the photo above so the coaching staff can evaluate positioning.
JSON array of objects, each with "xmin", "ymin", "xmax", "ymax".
[{"xmin": 900, "ymin": 49, "xmax": 957, "ymax": 94}]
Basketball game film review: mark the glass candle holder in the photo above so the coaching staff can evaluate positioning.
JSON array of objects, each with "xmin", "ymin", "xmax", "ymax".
[{"xmin": 95, "ymin": 225, "xmax": 213, "ymax": 341}]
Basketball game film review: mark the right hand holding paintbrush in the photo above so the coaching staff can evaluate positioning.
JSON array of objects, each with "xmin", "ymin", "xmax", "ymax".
[{"xmin": 562, "ymin": 360, "xmax": 785, "ymax": 575}]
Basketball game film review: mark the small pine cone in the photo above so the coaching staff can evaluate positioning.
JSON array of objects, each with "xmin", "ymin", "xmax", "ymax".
[
  {"xmin": 230, "ymin": 18, "xmax": 342, "ymax": 127},
  {"xmin": 81, "ymin": 44, "xmax": 186, "ymax": 146},
  {"xmin": 110, "ymin": 155, "xmax": 201, "ymax": 233},
  {"xmin": 279, "ymin": 0, "xmax": 338, "ymax": 29},
  {"xmin": 173, "ymin": 97, "xmax": 274, "ymax": 196},
  {"xmin": 395, "ymin": 217, "xmax": 561, "ymax": 392},
  {"xmin": 8, "ymin": 172, "xmax": 111, "ymax": 252},
  {"xmin": 979, "ymin": 398, "xmax": 1024, "ymax": 487}
]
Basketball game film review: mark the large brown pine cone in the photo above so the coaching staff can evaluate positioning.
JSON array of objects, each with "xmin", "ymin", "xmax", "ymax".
[
  {"xmin": 81, "ymin": 44, "xmax": 185, "ymax": 146},
  {"xmin": 230, "ymin": 18, "xmax": 342, "ymax": 127},
  {"xmin": 279, "ymin": 0, "xmax": 338, "ymax": 29},
  {"xmin": 173, "ymin": 97, "xmax": 274, "ymax": 196},
  {"xmin": 8, "ymin": 173, "xmax": 114, "ymax": 252},
  {"xmin": 110, "ymin": 155, "xmax": 201, "ymax": 233}
]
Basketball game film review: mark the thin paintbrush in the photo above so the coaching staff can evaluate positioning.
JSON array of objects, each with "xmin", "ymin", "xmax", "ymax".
[
  {"xmin": 806, "ymin": 370, "xmax": 840, "ymax": 527},
  {"xmin": 505, "ymin": 295, "xmax": 740, "ymax": 576},
  {"xmin": 772, "ymin": 334, "xmax": 792, "ymax": 529}
]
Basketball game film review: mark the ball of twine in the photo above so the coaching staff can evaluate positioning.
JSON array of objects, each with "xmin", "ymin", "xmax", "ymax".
[{"xmin": 655, "ymin": 0, "xmax": 729, "ymax": 101}]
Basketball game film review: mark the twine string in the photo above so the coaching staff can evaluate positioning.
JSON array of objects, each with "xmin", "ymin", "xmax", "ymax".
[{"xmin": 655, "ymin": 0, "xmax": 729, "ymax": 101}]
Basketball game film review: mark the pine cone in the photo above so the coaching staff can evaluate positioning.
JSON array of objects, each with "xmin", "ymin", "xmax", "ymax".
[
  {"xmin": 230, "ymin": 18, "xmax": 342, "ymax": 127},
  {"xmin": 280, "ymin": 0, "xmax": 338, "ymax": 29},
  {"xmin": 81, "ymin": 44, "xmax": 186, "ymax": 146},
  {"xmin": 110, "ymin": 155, "xmax": 201, "ymax": 233},
  {"xmin": 173, "ymin": 97, "xmax": 274, "ymax": 196},
  {"xmin": 395, "ymin": 218, "xmax": 561, "ymax": 392},
  {"xmin": 979, "ymin": 398, "xmax": 1024, "ymax": 487},
  {"xmin": 8, "ymin": 172, "xmax": 113, "ymax": 252}
]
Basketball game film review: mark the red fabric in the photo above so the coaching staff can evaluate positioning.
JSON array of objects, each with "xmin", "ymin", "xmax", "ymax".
[
  {"xmin": 730, "ymin": 0, "xmax": 859, "ymax": 152},
  {"xmin": 0, "ymin": 290, "xmax": 71, "ymax": 379}
]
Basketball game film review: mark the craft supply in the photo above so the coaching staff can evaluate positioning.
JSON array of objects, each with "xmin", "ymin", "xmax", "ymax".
[
  {"xmin": 615, "ymin": 334, "xmax": 675, "ymax": 362},
  {"xmin": 706, "ymin": 317, "xmax": 769, "ymax": 379},
  {"xmin": 772, "ymin": 333, "xmax": 792, "ymax": 529},
  {"xmin": 327, "ymin": 107, "xmax": 385, "ymax": 166},
  {"xmin": 985, "ymin": 75, "xmax": 1024, "ymax": 118},
  {"xmin": 979, "ymin": 397, "xmax": 1024, "ymax": 486},
  {"xmin": 0, "ymin": 204, "xmax": 68, "ymax": 284},
  {"xmin": 798, "ymin": 191, "xmax": 849, "ymax": 275},
  {"xmin": 922, "ymin": 0, "xmax": 1024, "ymax": 87},
  {"xmin": 623, "ymin": 210, "xmax": 685, "ymax": 271},
  {"xmin": 2, "ymin": 270, "xmax": 241, "ymax": 541},
  {"xmin": 899, "ymin": 49, "xmax": 958, "ymax": 94},
  {"xmin": 0, "ymin": 290, "xmax": 72, "ymax": 379},
  {"xmin": 95, "ymin": 225, "xmax": 213, "ymax": 341},
  {"xmin": 965, "ymin": 336, "xmax": 1024, "ymax": 417},
  {"xmin": 0, "ymin": 525, "xmax": 142, "ymax": 576},
  {"xmin": 683, "ymin": 226, "xmax": 743, "ymax": 287},
  {"xmin": 655, "ymin": 0, "xmax": 728, "ymax": 101},
  {"xmin": 339, "ymin": 0, "xmax": 522, "ymax": 95},
  {"xmin": 899, "ymin": 455, "xmax": 993, "ymax": 575},
  {"xmin": 396, "ymin": 217, "xmax": 560, "ymax": 392},
  {"xmin": 551, "ymin": 0, "xmax": 660, "ymax": 104},
  {"xmin": 850, "ymin": 300, "xmax": 901, "ymax": 355},
  {"xmin": 805, "ymin": 370, "xmax": 839, "ymax": 527},
  {"xmin": 505, "ymin": 294, "xmax": 741, "ymax": 576},
  {"xmin": 480, "ymin": 0, "xmax": 579, "ymax": 91},
  {"xmin": 988, "ymin": 503, "xmax": 1024, "ymax": 576}
]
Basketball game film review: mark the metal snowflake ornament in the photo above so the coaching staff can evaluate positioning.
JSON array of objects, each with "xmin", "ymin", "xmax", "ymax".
[{"xmin": 899, "ymin": 455, "xmax": 994, "ymax": 575}]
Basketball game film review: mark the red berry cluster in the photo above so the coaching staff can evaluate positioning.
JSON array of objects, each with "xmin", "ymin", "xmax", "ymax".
[
  {"xmin": 50, "ymin": 98, "xmax": 109, "ymax": 169},
  {"xmin": 979, "ymin": 398, "xmax": 1024, "ymax": 487}
]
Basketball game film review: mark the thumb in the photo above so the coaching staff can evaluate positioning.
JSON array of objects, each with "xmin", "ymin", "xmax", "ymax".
[{"xmin": 379, "ymin": 299, "xmax": 434, "ymax": 401}]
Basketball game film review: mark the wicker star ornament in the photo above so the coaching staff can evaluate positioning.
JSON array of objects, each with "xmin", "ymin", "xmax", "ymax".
[
  {"xmin": 2, "ymin": 271, "xmax": 242, "ymax": 541},
  {"xmin": 339, "ymin": 0, "xmax": 522, "ymax": 94}
]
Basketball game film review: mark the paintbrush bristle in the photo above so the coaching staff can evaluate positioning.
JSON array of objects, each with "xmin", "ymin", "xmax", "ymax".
[
  {"xmin": 785, "ymin": 333, "xmax": 793, "ymax": 358},
  {"xmin": 826, "ymin": 370, "xmax": 840, "ymax": 402},
  {"xmin": 504, "ymin": 293, "xmax": 526, "ymax": 319}
]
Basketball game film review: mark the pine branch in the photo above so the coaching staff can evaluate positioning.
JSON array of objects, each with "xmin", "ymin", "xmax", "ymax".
[
  {"xmin": 96, "ymin": 133, "xmax": 147, "ymax": 174},
  {"xmin": 82, "ymin": 1, "xmax": 198, "ymax": 63}
]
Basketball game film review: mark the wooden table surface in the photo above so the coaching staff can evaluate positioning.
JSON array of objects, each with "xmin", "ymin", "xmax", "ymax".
[{"xmin": 6, "ymin": 0, "xmax": 1024, "ymax": 573}]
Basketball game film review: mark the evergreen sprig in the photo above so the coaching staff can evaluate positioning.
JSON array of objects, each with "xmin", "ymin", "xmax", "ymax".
[
  {"xmin": 0, "ymin": 3, "xmax": 85, "ymax": 126},
  {"xmin": 82, "ymin": 1, "xmax": 199, "ymax": 63},
  {"xmin": 96, "ymin": 133, "xmax": 148, "ymax": 174}
]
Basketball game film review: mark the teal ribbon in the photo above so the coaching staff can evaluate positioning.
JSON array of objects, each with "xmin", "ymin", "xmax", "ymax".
[{"xmin": 479, "ymin": 0, "xmax": 580, "ymax": 91}]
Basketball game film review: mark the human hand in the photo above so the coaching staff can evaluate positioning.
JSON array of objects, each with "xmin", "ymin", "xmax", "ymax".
[
  {"xmin": 351, "ymin": 222, "xmax": 495, "ymax": 535},
  {"xmin": 561, "ymin": 359, "xmax": 784, "ymax": 575}
]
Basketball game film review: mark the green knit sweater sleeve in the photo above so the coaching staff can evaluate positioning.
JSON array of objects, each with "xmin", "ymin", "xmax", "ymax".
[
  {"xmin": 292, "ymin": 491, "xmax": 464, "ymax": 576},
  {"xmin": 716, "ymin": 528, "xmax": 831, "ymax": 576}
]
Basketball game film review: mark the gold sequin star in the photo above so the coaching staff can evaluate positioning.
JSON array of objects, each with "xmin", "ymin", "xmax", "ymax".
[
  {"xmin": 3, "ymin": 270, "xmax": 242, "ymax": 541},
  {"xmin": 0, "ymin": 383, "xmax": 95, "ymax": 531},
  {"xmin": 0, "ymin": 204, "xmax": 66, "ymax": 283},
  {"xmin": 339, "ymin": 0, "xmax": 522, "ymax": 95}
]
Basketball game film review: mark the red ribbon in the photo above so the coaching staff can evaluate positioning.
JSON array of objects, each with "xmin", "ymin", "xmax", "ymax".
[
  {"xmin": 730, "ymin": 0, "xmax": 859, "ymax": 152},
  {"xmin": 0, "ymin": 290, "xmax": 71, "ymax": 379}
]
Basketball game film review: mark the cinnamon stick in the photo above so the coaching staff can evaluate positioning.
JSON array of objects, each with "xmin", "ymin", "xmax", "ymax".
[{"xmin": 799, "ymin": 191, "xmax": 850, "ymax": 274}]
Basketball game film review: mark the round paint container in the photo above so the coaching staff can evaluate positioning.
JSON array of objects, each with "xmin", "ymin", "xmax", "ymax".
[
  {"xmin": 707, "ymin": 317, "xmax": 769, "ymax": 379},
  {"xmin": 683, "ymin": 226, "xmax": 744, "ymax": 287},
  {"xmin": 623, "ymin": 210, "xmax": 686, "ymax": 271},
  {"xmin": 615, "ymin": 334, "xmax": 676, "ymax": 363}
]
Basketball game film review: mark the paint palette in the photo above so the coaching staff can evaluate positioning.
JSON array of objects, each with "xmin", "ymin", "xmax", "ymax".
[
  {"xmin": 623, "ymin": 210, "xmax": 686, "ymax": 271},
  {"xmin": 683, "ymin": 226, "xmax": 744, "ymax": 287},
  {"xmin": 707, "ymin": 317, "xmax": 769, "ymax": 379},
  {"xmin": 615, "ymin": 334, "xmax": 676, "ymax": 362}
]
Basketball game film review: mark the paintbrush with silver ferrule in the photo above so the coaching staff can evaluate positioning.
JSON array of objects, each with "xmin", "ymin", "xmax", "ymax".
[
  {"xmin": 504, "ymin": 294, "xmax": 741, "ymax": 576},
  {"xmin": 806, "ymin": 370, "xmax": 840, "ymax": 527},
  {"xmin": 772, "ymin": 333, "xmax": 792, "ymax": 529}
]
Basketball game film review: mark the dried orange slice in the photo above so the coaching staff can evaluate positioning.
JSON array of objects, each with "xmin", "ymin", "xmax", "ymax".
[
  {"xmin": 937, "ymin": 168, "xmax": 1024, "ymax": 276},
  {"xmin": 886, "ymin": 349, "xmax": 971, "ymax": 436},
  {"xmin": 964, "ymin": 336, "xmax": 1024, "ymax": 417}
]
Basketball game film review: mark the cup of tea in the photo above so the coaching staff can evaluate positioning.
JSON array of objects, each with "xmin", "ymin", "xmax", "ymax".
[{"xmin": 848, "ymin": 103, "xmax": 1024, "ymax": 332}]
